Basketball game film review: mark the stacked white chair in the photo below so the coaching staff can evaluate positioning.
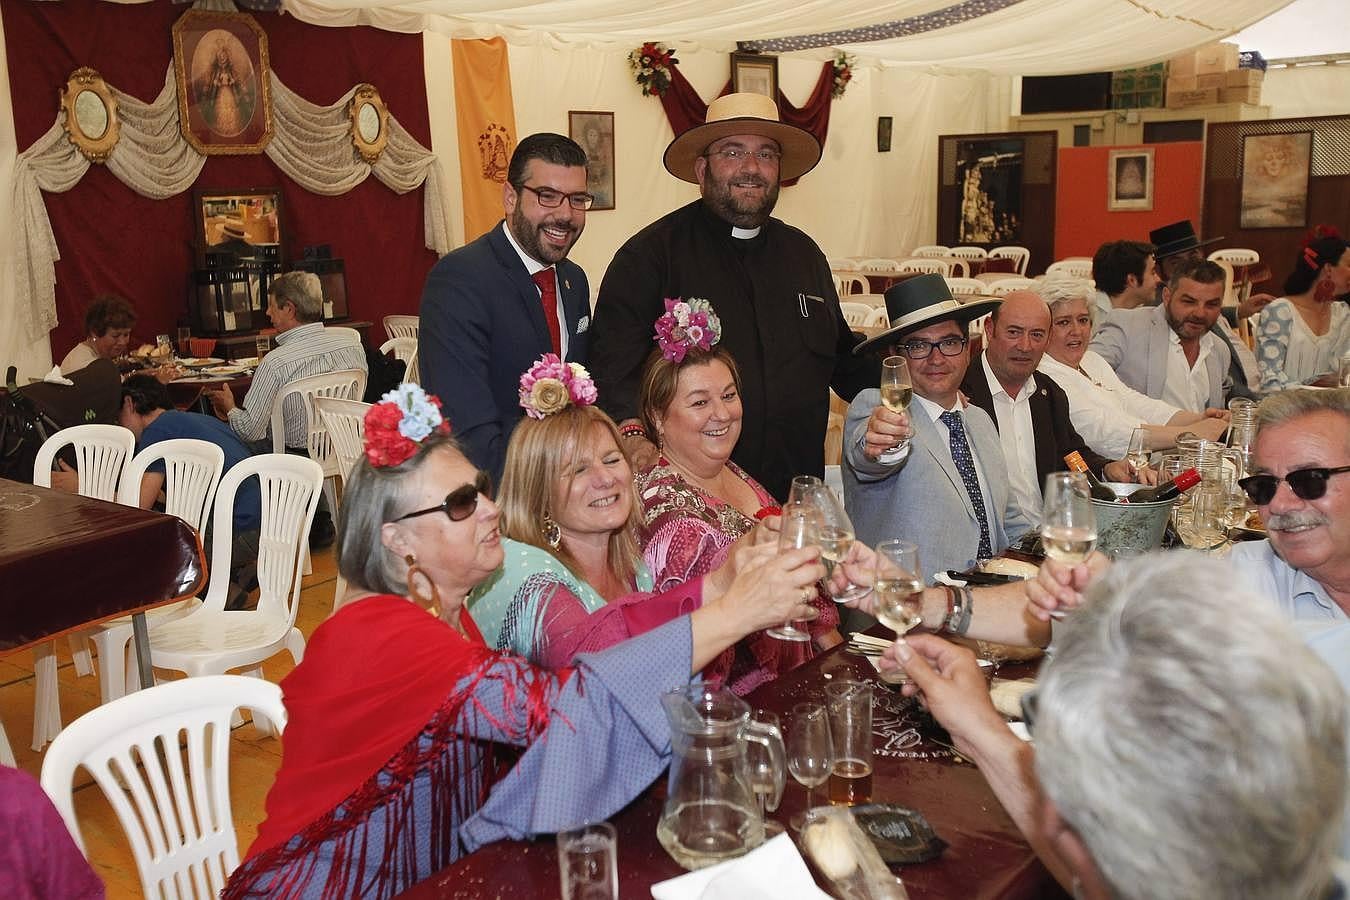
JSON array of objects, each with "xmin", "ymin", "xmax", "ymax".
[
  {"xmin": 40, "ymin": 674, "xmax": 286, "ymax": 898},
  {"xmin": 989, "ymin": 246, "xmax": 1030, "ymax": 275},
  {"xmin": 910, "ymin": 245, "xmax": 951, "ymax": 259},
  {"xmin": 949, "ymin": 246, "xmax": 988, "ymax": 263},
  {"xmin": 856, "ymin": 258, "xmax": 902, "ymax": 273},
  {"xmin": 1046, "ymin": 258, "xmax": 1093, "ymax": 280},
  {"xmin": 839, "ymin": 302, "xmax": 874, "ymax": 328},
  {"xmin": 945, "ymin": 277, "xmax": 987, "ymax": 297},
  {"xmin": 77, "ymin": 439, "xmax": 226, "ymax": 704},
  {"xmin": 850, "ymin": 292, "xmax": 887, "ymax": 309},
  {"xmin": 865, "ymin": 306, "xmax": 892, "ymax": 328},
  {"xmin": 269, "ymin": 368, "xmax": 366, "ymax": 518},
  {"xmin": 987, "ymin": 277, "xmax": 1040, "ymax": 296},
  {"xmin": 142, "ymin": 454, "xmax": 322, "ymax": 736},
  {"xmin": 827, "ymin": 257, "xmax": 857, "ymax": 272},
  {"xmin": 383, "ymin": 314, "xmax": 420, "ymax": 340},
  {"xmin": 898, "ymin": 258, "xmax": 952, "ymax": 276},
  {"xmin": 31, "ymin": 424, "xmax": 135, "ymax": 750},
  {"xmin": 315, "ymin": 397, "xmax": 371, "ymax": 612}
]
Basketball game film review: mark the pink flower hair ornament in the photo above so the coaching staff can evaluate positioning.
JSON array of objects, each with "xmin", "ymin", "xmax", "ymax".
[
  {"xmin": 518, "ymin": 353, "xmax": 599, "ymax": 419},
  {"xmin": 363, "ymin": 383, "xmax": 452, "ymax": 468},
  {"xmin": 653, "ymin": 297, "xmax": 722, "ymax": 363}
]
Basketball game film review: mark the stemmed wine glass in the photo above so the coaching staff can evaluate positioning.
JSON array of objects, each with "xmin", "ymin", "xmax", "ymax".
[
  {"xmin": 767, "ymin": 501, "xmax": 823, "ymax": 642},
  {"xmin": 1126, "ymin": 427, "xmax": 1150, "ymax": 475},
  {"xmin": 872, "ymin": 540, "xmax": 924, "ymax": 638},
  {"xmin": 1040, "ymin": 473, "xmax": 1098, "ymax": 566},
  {"xmin": 787, "ymin": 702, "xmax": 833, "ymax": 832},
  {"xmin": 880, "ymin": 356, "xmax": 912, "ymax": 413},
  {"xmin": 746, "ymin": 709, "xmax": 786, "ymax": 838},
  {"xmin": 786, "ymin": 475, "xmax": 822, "ymax": 507},
  {"xmin": 808, "ymin": 484, "xmax": 871, "ymax": 603}
]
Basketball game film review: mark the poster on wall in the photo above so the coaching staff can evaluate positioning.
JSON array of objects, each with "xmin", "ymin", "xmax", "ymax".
[
  {"xmin": 1107, "ymin": 148, "xmax": 1153, "ymax": 211},
  {"xmin": 172, "ymin": 9, "xmax": 274, "ymax": 155},
  {"xmin": 1240, "ymin": 131, "xmax": 1312, "ymax": 229},
  {"xmin": 569, "ymin": 111, "xmax": 615, "ymax": 210},
  {"xmin": 955, "ymin": 138, "xmax": 1024, "ymax": 243}
]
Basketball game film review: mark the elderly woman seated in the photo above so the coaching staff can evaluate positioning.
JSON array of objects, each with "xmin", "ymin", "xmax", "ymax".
[{"xmin": 224, "ymin": 385, "xmax": 822, "ymax": 898}]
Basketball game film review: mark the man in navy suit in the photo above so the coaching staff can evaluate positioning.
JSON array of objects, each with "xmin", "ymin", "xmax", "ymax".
[{"xmin": 419, "ymin": 133, "xmax": 593, "ymax": 482}]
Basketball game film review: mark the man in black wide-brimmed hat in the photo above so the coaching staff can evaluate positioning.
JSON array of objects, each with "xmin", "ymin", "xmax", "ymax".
[{"xmin": 844, "ymin": 275, "xmax": 1032, "ymax": 587}]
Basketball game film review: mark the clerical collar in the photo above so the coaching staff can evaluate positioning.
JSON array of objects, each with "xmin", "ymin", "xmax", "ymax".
[{"xmin": 731, "ymin": 225, "xmax": 761, "ymax": 240}]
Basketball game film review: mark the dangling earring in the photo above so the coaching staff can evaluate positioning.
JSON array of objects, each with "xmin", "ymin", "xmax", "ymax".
[
  {"xmin": 1315, "ymin": 275, "xmax": 1335, "ymax": 303},
  {"xmin": 541, "ymin": 512, "xmax": 561, "ymax": 549},
  {"xmin": 404, "ymin": 553, "xmax": 441, "ymax": 610}
]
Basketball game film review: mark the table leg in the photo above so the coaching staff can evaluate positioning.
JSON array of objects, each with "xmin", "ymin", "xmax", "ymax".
[{"xmin": 131, "ymin": 611, "xmax": 154, "ymax": 689}]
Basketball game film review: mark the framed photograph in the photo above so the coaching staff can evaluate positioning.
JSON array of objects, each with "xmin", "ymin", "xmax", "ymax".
[
  {"xmin": 731, "ymin": 52, "xmax": 778, "ymax": 99},
  {"xmin": 877, "ymin": 117, "xmax": 893, "ymax": 153},
  {"xmin": 1240, "ymin": 131, "xmax": 1312, "ymax": 229},
  {"xmin": 172, "ymin": 9, "xmax": 273, "ymax": 155},
  {"xmin": 1107, "ymin": 148, "xmax": 1154, "ymax": 211},
  {"xmin": 568, "ymin": 110, "xmax": 615, "ymax": 211},
  {"xmin": 953, "ymin": 137, "xmax": 1025, "ymax": 243},
  {"xmin": 193, "ymin": 188, "xmax": 285, "ymax": 265}
]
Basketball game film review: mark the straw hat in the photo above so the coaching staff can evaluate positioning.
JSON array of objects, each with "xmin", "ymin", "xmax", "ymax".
[
  {"xmin": 854, "ymin": 274, "xmax": 1001, "ymax": 356},
  {"xmin": 663, "ymin": 92, "xmax": 822, "ymax": 184}
]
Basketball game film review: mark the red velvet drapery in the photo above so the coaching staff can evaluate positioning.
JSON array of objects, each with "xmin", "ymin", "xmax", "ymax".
[
  {"xmin": 2, "ymin": 0, "xmax": 439, "ymax": 356},
  {"xmin": 658, "ymin": 61, "xmax": 835, "ymax": 186}
]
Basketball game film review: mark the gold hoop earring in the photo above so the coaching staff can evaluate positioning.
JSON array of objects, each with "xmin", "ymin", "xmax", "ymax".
[
  {"xmin": 404, "ymin": 553, "xmax": 440, "ymax": 609},
  {"xmin": 541, "ymin": 512, "xmax": 561, "ymax": 550}
]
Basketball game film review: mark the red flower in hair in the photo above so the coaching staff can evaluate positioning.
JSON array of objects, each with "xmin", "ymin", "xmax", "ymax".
[
  {"xmin": 1302, "ymin": 224, "xmax": 1345, "ymax": 269},
  {"xmin": 363, "ymin": 385, "xmax": 451, "ymax": 468}
]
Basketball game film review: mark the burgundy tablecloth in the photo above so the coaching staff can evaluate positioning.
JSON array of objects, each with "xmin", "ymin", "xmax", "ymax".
[
  {"xmin": 0, "ymin": 478, "xmax": 205, "ymax": 653},
  {"xmin": 396, "ymin": 643, "xmax": 1063, "ymax": 900}
]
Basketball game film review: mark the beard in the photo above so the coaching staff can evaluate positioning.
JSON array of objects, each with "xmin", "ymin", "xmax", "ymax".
[
  {"xmin": 508, "ymin": 205, "xmax": 581, "ymax": 265},
  {"xmin": 701, "ymin": 169, "xmax": 780, "ymax": 228}
]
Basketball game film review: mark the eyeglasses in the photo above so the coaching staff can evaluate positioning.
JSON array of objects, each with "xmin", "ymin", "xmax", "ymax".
[
  {"xmin": 518, "ymin": 184, "xmax": 595, "ymax": 210},
  {"xmin": 705, "ymin": 147, "xmax": 782, "ymax": 164},
  {"xmin": 393, "ymin": 471, "xmax": 493, "ymax": 523},
  {"xmin": 1237, "ymin": 465, "xmax": 1350, "ymax": 505},
  {"xmin": 897, "ymin": 336, "xmax": 968, "ymax": 360}
]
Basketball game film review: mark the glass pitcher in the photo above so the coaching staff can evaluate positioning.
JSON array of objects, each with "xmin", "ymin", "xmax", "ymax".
[{"xmin": 657, "ymin": 685, "xmax": 785, "ymax": 870}]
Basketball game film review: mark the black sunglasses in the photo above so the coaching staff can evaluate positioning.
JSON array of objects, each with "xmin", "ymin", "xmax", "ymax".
[
  {"xmin": 394, "ymin": 471, "xmax": 493, "ymax": 523},
  {"xmin": 1237, "ymin": 465, "xmax": 1350, "ymax": 505}
]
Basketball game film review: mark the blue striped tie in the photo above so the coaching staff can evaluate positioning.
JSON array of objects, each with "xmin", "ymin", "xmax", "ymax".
[{"xmin": 940, "ymin": 410, "xmax": 993, "ymax": 559}]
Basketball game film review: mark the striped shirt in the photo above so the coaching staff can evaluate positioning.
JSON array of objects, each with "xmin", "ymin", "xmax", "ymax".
[{"xmin": 227, "ymin": 322, "xmax": 367, "ymax": 447}]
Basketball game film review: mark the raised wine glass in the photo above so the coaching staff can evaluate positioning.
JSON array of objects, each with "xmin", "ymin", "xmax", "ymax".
[
  {"xmin": 1040, "ymin": 472, "xmax": 1097, "ymax": 566},
  {"xmin": 746, "ymin": 709, "xmax": 786, "ymax": 838},
  {"xmin": 880, "ymin": 355, "xmax": 912, "ymax": 413},
  {"xmin": 872, "ymin": 540, "xmax": 924, "ymax": 638},
  {"xmin": 808, "ymin": 483, "xmax": 871, "ymax": 603},
  {"xmin": 786, "ymin": 474, "xmax": 823, "ymax": 507},
  {"xmin": 787, "ymin": 702, "xmax": 833, "ymax": 832},
  {"xmin": 767, "ymin": 501, "xmax": 823, "ymax": 642}
]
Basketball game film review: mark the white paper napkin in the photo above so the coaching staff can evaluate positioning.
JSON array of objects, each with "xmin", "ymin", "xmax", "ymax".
[
  {"xmin": 650, "ymin": 833, "xmax": 832, "ymax": 900},
  {"xmin": 43, "ymin": 366, "xmax": 74, "ymax": 385}
]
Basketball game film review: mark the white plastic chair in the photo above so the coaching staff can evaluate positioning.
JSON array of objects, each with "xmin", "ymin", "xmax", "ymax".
[
  {"xmin": 383, "ymin": 314, "xmax": 420, "ymax": 340},
  {"xmin": 989, "ymin": 246, "xmax": 1030, "ymax": 275},
  {"xmin": 143, "ymin": 455, "xmax": 321, "ymax": 733},
  {"xmin": 945, "ymin": 277, "xmax": 987, "ymax": 297},
  {"xmin": 31, "ymin": 424, "xmax": 136, "ymax": 750},
  {"xmin": 1208, "ymin": 248, "xmax": 1260, "ymax": 267},
  {"xmin": 855, "ymin": 258, "xmax": 902, "ymax": 273},
  {"xmin": 910, "ymin": 245, "xmax": 951, "ymax": 259},
  {"xmin": 949, "ymin": 246, "xmax": 988, "ymax": 262},
  {"xmin": 865, "ymin": 306, "xmax": 892, "ymax": 328},
  {"xmin": 1046, "ymin": 258, "xmax": 1093, "ymax": 280},
  {"xmin": 839, "ymin": 302, "xmax": 874, "ymax": 328},
  {"xmin": 850, "ymin": 292, "xmax": 887, "ymax": 309},
  {"xmin": 380, "ymin": 336, "xmax": 420, "ymax": 385},
  {"xmin": 987, "ymin": 277, "xmax": 1040, "ymax": 296},
  {"xmin": 75, "ymin": 440, "xmax": 226, "ymax": 705},
  {"xmin": 269, "ymin": 368, "xmax": 365, "ymax": 512},
  {"xmin": 314, "ymin": 397, "xmax": 370, "ymax": 613},
  {"xmin": 0, "ymin": 718, "xmax": 14, "ymax": 766},
  {"xmin": 898, "ymin": 258, "xmax": 952, "ymax": 276},
  {"xmin": 328, "ymin": 326, "xmax": 362, "ymax": 347},
  {"xmin": 40, "ymin": 674, "xmax": 286, "ymax": 898},
  {"xmin": 833, "ymin": 273, "xmax": 868, "ymax": 297}
]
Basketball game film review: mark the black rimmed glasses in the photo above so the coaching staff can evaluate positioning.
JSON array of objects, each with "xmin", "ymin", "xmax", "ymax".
[
  {"xmin": 518, "ymin": 184, "xmax": 595, "ymax": 210},
  {"xmin": 1237, "ymin": 465, "xmax": 1350, "ymax": 505},
  {"xmin": 897, "ymin": 336, "xmax": 968, "ymax": 360},
  {"xmin": 394, "ymin": 471, "xmax": 493, "ymax": 523}
]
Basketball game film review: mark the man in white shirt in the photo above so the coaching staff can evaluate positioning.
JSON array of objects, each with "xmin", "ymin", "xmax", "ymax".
[
  {"xmin": 1090, "ymin": 258, "xmax": 1231, "ymax": 412},
  {"xmin": 1089, "ymin": 240, "xmax": 1157, "ymax": 322}
]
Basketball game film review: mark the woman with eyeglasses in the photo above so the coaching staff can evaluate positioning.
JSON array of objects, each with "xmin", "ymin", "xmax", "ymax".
[{"xmin": 225, "ymin": 385, "xmax": 821, "ymax": 898}]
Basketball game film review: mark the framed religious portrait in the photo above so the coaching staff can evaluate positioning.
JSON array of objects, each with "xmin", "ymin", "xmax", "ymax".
[
  {"xmin": 569, "ymin": 110, "xmax": 615, "ymax": 211},
  {"xmin": 1240, "ymin": 131, "xmax": 1312, "ymax": 229},
  {"xmin": 1107, "ymin": 148, "xmax": 1154, "ymax": 211},
  {"xmin": 731, "ymin": 52, "xmax": 778, "ymax": 99},
  {"xmin": 193, "ymin": 188, "xmax": 285, "ymax": 265},
  {"xmin": 172, "ymin": 9, "xmax": 273, "ymax": 155},
  {"xmin": 952, "ymin": 137, "xmax": 1026, "ymax": 243}
]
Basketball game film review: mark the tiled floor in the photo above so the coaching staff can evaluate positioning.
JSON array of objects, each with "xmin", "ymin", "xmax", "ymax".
[{"xmin": 1, "ymin": 546, "xmax": 339, "ymax": 899}]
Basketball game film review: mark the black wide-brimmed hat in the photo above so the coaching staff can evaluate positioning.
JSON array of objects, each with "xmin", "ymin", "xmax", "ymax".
[
  {"xmin": 1149, "ymin": 220, "xmax": 1224, "ymax": 260},
  {"xmin": 853, "ymin": 274, "xmax": 1001, "ymax": 356}
]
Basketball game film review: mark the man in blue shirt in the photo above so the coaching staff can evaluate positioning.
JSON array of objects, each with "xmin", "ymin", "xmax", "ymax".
[{"xmin": 121, "ymin": 375, "xmax": 261, "ymax": 609}]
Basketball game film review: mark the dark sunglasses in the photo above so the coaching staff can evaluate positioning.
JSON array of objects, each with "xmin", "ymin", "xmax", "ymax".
[
  {"xmin": 1237, "ymin": 465, "xmax": 1350, "ymax": 505},
  {"xmin": 393, "ymin": 471, "xmax": 493, "ymax": 523}
]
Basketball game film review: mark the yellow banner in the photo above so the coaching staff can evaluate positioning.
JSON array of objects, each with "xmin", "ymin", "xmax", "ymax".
[{"xmin": 452, "ymin": 37, "xmax": 517, "ymax": 243}]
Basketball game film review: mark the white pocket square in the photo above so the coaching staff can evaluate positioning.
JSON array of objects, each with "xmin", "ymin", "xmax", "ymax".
[{"xmin": 577, "ymin": 315, "xmax": 590, "ymax": 334}]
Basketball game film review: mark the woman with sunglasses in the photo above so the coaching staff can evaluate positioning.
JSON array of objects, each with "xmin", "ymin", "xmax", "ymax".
[{"xmin": 225, "ymin": 385, "xmax": 821, "ymax": 897}]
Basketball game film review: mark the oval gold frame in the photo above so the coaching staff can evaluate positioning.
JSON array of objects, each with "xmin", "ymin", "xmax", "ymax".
[
  {"xmin": 60, "ymin": 67, "xmax": 120, "ymax": 163},
  {"xmin": 348, "ymin": 83, "xmax": 390, "ymax": 164}
]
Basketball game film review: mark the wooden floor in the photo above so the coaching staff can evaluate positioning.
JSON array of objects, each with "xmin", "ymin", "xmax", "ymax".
[{"xmin": 0, "ymin": 546, "xmax": 339, "ymax": 899}]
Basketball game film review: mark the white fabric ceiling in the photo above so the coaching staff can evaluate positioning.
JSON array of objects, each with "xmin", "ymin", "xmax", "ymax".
[{"xmin": 281, "ymin": 0, "xmax": 1298, "ymax": 73}]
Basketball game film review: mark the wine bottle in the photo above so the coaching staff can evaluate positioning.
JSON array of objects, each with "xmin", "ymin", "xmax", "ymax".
[
  {"xmin": 1063, "ymin": 451, "xmax": 1121, "ymax": 502},
  {"xmin": 1127, "ymin": 468, "xmax": 1201, "ymax": 503}
]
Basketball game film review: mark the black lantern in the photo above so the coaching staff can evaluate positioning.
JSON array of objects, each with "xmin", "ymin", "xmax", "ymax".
[
  {"xmin": 240, "ymin": 243, "xmax": 282, "ymax": 316},
  {"xmin": 191, "ymin": 265, "xmax": 255, "ymax": 335}
]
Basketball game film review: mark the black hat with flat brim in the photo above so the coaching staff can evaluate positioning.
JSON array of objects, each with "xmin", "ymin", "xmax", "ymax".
[
  {"xmin": 853, "ymin": 273, "xmax": 1001, "ymax": 356},
  {"xmin": 1149, "ymin": 220, "xmax": 1224, "ymax": 260}
]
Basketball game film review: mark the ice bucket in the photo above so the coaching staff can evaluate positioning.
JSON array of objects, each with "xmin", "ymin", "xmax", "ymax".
[{"xmin": 1090, "ymin": 482, "xmax": 1176, "ymax": 557}]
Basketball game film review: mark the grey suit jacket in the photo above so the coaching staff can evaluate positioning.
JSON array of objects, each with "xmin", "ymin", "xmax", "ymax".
[
  {"xmin": 1089, "ymin": 305, "xmax": 1230, "ymax": 410},
  {"xmin": 842, "ymin": 389, "xmax": 1032, "ymax": 579}
]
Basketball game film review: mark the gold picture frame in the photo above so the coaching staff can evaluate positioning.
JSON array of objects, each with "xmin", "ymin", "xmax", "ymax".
[
  {"xmin": 172, "ymin": 9, "xmax": 273, "ymax": 155},
  {"xmin": 59, "ymin": 67, "xmax": 119, "ymax": 164},
  {"xmin": 349, "ymin": 83, "xmax": 390, "ymax": 164},
  {"xmin": 731, "ymin": 52, "xmax": 778, "ymax": 99}
]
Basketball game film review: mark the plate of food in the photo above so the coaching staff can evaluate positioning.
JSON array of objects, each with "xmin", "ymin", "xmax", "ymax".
[
  {"xmin": 179, "ymin": 357, "xmax": 224, "ymax": 367},
  {"xmin": 203, "ymin": 364, "xmax": 247, "ymax": 376}
]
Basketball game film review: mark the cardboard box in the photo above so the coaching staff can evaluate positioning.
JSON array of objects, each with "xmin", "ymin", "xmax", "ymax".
[
  {"xmin": 1196, "ymin": 72, "xmax": 1227, "ymax": 90},
  {"xmin": 1227, "ymin": 68, "xmax": 1265, "ymax": 87},
  {"xmin": 1166, "ymin": 87, "xmax": 1221, "ymax": 108},
  {"xmin": 1169, "ymin": 51, "xmax": 1198, "ymax": 78},
  {"xmin": 1167, "ymin": 74, "xmax": 1198, "ymax": 92},
  {"xmin": 1195, "ymin": 41, "xmax": 1240, "ymax": 74},
  {"xmin": 1221, "ymin": 84, "xmax": 1262, "ymax": 105}
]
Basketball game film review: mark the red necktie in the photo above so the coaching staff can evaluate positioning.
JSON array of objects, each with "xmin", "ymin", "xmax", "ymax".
[{"xmin": 531, "ymin": 268, "xmax": 562, "ymax": 356}]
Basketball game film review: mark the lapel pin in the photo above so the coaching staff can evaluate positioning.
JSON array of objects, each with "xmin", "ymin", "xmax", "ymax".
[
  {"xmin": 1040, "ymin": 388, "xmax": 1047, "ymax": 396},
  {"xmin": 564, "ymin": 278, "xmax": 571, "ymax": 290}
]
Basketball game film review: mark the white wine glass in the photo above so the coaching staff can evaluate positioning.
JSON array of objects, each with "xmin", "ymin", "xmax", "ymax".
[
  {"xmin": 880, "ymin": 355, "xmax": 912, "ymax": 412},
  {"xmin": 873, "ymin": 540, "xmax": 924, "ymax": 637},
  {"xmin": 1040, "ymin": 472, "xmax": 1097, "ymax": 565},
  {"xmin": 747, "ymin": 709, "xmax": 786, "ymax": 838},
  {"xmin": 809, "ymin": 484, "xmax": 871, "ymax": 603},
  {"xmin": 786, "ymin": 474, "xmax": 823, "ymax": 507},
  {"xmin": 767, "ymin": 502, "xmax": 822, "ymax": 642},
  {"xmin": 787, "ymin": 702, "xmax": 833, "ymax": 832},
  {"xmin": 1126, "ymin": 427, "xmax": 1150, "ymax": 475}
]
